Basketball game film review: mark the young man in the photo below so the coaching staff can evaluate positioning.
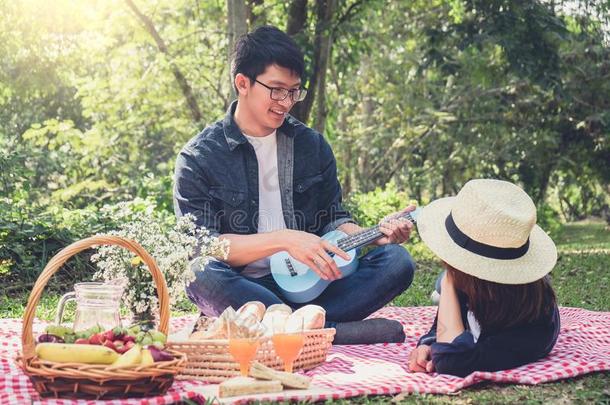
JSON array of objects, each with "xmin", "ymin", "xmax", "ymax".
[{"xmin": 173, "ymin": 25, "xmax": 416, "ymax": 343}]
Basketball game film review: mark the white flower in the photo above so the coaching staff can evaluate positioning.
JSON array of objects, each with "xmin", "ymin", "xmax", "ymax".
[{"xmin": 91, "ymin": 200, "xmax": 229, "ymax": 317}]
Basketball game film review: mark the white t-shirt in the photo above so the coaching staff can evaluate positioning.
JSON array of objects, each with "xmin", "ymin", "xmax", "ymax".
[{"xmin": 241, "ymin": 130, "xmax": 286, "ymax": 278}]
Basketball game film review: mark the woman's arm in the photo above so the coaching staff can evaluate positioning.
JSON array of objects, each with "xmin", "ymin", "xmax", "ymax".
[{"xmin": 436, "ymin": 271, "xmax": 465, "ymax": 343}]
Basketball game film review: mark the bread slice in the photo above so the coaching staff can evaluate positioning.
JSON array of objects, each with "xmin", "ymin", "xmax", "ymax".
[
  {"xmin": 218, "ymin": 376, "xmax": 283, "ymax": 398},
  {"xmin": 250, "ymin": 361, "xmax": 311, "ymax": 389}
]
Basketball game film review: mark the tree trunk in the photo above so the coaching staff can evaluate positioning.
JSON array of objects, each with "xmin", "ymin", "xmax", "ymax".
[
  {"xmin": 291, "ymin": 0, "xmax": 335, "ymax": 125},
  {"xmin": 124, "ymin": 0, "xmax": 203, "ymax": 124},
  {"xmin": 359, "ymin": 54, "xmax": 374, "ymax": 191},
  {"xmin": 286, "ymin": 0, "xmax": 308, "ymax": 35},
  {"xmin": 227, "ymin": 0, "xmax": 249, "ymax": 99},
  {"xmin": 313, "ymin": 42, "xmax": 332, "ymax": 133}
]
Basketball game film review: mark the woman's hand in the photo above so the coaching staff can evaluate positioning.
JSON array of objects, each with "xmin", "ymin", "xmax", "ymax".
[{"xmin": 408, "ymin": 345, "xmax": 435, "ymax": 373}]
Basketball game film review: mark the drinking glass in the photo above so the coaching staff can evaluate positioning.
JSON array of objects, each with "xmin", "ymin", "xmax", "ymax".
[
  {"xmin": 272, "ymin": 314, "xmax": 305, "ymax": 373},
  {"xmin": 227, "ymin": 314, "xmax": 265, "ymax": 376}
]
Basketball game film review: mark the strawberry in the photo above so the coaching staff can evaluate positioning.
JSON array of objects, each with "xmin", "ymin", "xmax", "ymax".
[
  {"xmin": 103, "ymin": 329, "xmax": 115, "ymax": 341},
  {"xmin": 122, "ymin": 335, "xmax": 136, "ymax": 343},
  {"xmin": 103, "ymin": 339, "xmax": 117, "ymax": 351},
  {"xmin": 88, "ymin": 332, "xmax": 106, "ymax": 345},
  {"xmin": 113, "ymin": 340, "xmax": 126, "ymax": 353},
  {"xmin": 112, "ymin": 326, "xmax": 127, "ymax": 340},
  {"xmin": 74, "ymin": 338, "xmax": 89, "ymax": 344}
]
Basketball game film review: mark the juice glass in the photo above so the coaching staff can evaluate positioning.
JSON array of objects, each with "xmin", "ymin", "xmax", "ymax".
[
  {"xmin": 272, "ymin": 315, "xmax": 304, "ymax": 373},
  {"xmin": 227, "ymin": 314, "xmax": 264, "ymax": 376}
]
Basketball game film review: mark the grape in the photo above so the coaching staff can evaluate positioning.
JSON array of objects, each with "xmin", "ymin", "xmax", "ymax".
[
  {"xmin": 150, "ymin": 330, "xmax": 167, "ymax": 344},
  {"xmin": 38, "ymin": 333, "xmax": 64, "ymax": 343},
  {"xmin": 63, "ymin": 334, "xmax": 76, "ymax": 344},
  {"xmin": 44, "ymin": 325, "xmax": 74, "ymax": 339},
  {"xmin": 135, "ymin": 331, "xmax": 145, "ymax": 343},
  {"xmin": 141, "ymin": 336, "xmax": 153, "ymax": 346}
]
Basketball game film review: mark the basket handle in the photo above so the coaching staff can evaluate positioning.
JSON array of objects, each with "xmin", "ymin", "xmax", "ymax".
[{"xmin": 21, "ymin": 235, "xmax": 170, "ymax": 360}]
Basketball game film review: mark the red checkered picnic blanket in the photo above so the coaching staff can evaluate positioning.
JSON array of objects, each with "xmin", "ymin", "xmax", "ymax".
[{"xmin": 1, "ymin": 306, "xmax": 608, "ymax": 404}]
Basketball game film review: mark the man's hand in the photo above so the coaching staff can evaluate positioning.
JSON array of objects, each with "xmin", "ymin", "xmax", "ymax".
[
  {"xmin": 375, "ymin": 205, "xmax": 416, "ymax": 246},
  {"xmin": 278, "ymin": 229, "xmax": 350, "ymax": 281},
  {"xmin": 408, "ymin": 345, "xmax": 435, "ymax": 373}
]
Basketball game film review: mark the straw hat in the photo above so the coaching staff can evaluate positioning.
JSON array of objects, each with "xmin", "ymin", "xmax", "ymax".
[{"xmin": 417, "ymin": 179, "xmax": 557, "ymax": 284}]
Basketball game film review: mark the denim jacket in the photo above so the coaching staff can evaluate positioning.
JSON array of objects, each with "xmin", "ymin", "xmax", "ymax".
[{"xmin": 173, "ymin": 101, "xmax": 354, "ymax": 239}]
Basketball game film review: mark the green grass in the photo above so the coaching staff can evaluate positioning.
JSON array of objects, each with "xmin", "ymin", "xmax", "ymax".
[
  {"xmin": 2, "ymin": 221, "xmax": 609, "ymax": 404},
  {"xmin": 554, "ymin": 219, "xmax": 610, "ymax": 251}
]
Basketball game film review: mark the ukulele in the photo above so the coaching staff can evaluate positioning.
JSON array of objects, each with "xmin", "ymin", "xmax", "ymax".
[{"xmin": 269, "ymin": 208, "xmax": 420, "ymax": 303}]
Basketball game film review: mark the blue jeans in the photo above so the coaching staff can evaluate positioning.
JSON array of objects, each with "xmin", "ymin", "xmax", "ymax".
[{"xmin": 186, "ymin": 244, "xmax": 415, "ymax": 323}]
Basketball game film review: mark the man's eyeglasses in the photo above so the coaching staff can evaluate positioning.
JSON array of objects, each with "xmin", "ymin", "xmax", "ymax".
[{"xmin": 254, "ymin": 79, "xmax": 307, "ymax": 103}]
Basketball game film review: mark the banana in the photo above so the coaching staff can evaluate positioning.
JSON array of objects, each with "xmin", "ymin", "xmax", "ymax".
[
  {"xmin": 110, "ymin": 344, "xmax": 142, "ymax": 368},
  {"xmin": 140, "ymin": 348, "xmax": 154, "ymax": 366},
  {"xmin": 35, "ymin": 343, "xmax": 119, "ymax": 364}
]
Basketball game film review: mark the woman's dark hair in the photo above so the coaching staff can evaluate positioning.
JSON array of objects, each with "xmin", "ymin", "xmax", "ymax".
[
  {"xmin": 231, "ymin": 25, "xmax": 304, "ymax": 90},
  {"xmin": 446, "ymin": 264, "xmax": 556, "ymax": 332}
]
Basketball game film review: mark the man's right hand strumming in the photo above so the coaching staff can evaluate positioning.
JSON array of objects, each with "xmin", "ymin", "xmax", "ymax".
[{"xmin": 277, "ymin": 229, "xmax": 349, "ymax": 281}]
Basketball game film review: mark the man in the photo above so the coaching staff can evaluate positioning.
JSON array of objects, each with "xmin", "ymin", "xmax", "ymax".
[{"xmin": 174, "ymin": 25, "xmax": 416, "ymax": 343}]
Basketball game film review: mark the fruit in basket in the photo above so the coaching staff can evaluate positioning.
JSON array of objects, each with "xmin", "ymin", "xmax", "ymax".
[
  {"xmin": 44, "ymin": 325, "xmax": 74, "ymax": 339},
  {"xmin": 140, "ymin": 335, "xmax": 154, "ymax": 346},
  {"xmin": 88, "ymin": 332, "xmax": 105, "ymax": 345},
  {"xmin": 41, "ymin": 325, "xmax": 76, "ymax": 343},
  {"xmin": 128, "ymin": 324, "xmax": 141, "ymax": 335},
  {"xmin": 35, "ymin": 343, "xmax": 119, "ymax": 364},
  {"xmin": 37, "ymin": 333, "xmax": 65, "ymax": 343},
  {"xmin": 147, "ymin": 345, "xmax": 174, "ymax": 362},
  {"xmin": 133, "ymin": 329, "xmax": 167, "ymax": 347},
  {"xmin": 110, "ymin": 343, "xmax": 142, "ymax": 368},
  {"xmin": 140, "ymin": 349, "xmax": 155, "ymax": 366},
  {"xmin": 150, "ymin": 330, "xmax": 167, "ymax": 344},
  {"xmin": 123, "ymin": 334, "xmax": 136, "ymax": 343}
]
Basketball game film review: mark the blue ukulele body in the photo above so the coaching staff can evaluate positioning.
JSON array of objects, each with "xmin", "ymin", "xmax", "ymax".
[
  {"xmin": 269, "ymin": 208, "xmax": 420, "ymax": 303},
  {"xmin": 269, "ymin": 230, "xmax": 359, "ymax": 303}
]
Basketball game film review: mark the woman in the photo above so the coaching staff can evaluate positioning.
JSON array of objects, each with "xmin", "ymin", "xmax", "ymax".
[{"xmin": 409, "ymin": 179, "xmax": 560, "ymax": 377}]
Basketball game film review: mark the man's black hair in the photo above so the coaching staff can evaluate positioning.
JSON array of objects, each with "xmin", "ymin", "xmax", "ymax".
[{"xmin": 231, "ymin": 25, "xmax": 304, "ymax": 90}]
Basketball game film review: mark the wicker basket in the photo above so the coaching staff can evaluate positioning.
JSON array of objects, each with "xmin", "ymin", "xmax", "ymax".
[
  {"xmin": 168, "ymin": 328, "xmax": 335, "ymax": 383},
  {"xmin": 17, "ymin": 235, "xmax": 187, "ymax": 400}
]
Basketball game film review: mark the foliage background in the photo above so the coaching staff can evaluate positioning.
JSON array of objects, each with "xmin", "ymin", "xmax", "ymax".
[
  {"xmin": 0, "ymin": 3, "xmax": 608, "ymax": 402},
  {"xmin": 1, "ymin": 0, "xmax": 608, "ymax": 292}
]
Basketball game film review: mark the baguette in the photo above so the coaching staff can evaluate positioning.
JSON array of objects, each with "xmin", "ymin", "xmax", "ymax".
[
  {"xmin": 287, "ymin": 305, "xmax": 326, "ymax": 330},
  {"xmin": 265, "ymin": 303, "xmax": 293, "ymax": 316},
  {"xmin": 261, "ymin": 312, "xmax": 289, "ymax": 336},
  {"xmin": 218, "ymin": 376, "xmax": 283, "ymax": 398},
  {"xmin": 250, "ymin": 361, "xmax": 311, "ymax": 389},
  {"xmin": 236, "ymin": 301, "xmax": 266, "ymax": 322}
]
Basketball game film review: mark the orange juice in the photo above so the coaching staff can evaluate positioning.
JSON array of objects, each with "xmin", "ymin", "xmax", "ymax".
[
  {"xmin": 272, "ymin": 333, "xmax": 305, "ymax": 372},
  {"xmin": 228, "ymin": 338, "xmax": 260, "ymax": 376}
]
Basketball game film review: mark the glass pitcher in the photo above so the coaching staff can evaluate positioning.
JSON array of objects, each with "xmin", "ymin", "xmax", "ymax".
[{"xmin": 55, "ymin": 281, "xmax": 125, "ymax": 332}]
